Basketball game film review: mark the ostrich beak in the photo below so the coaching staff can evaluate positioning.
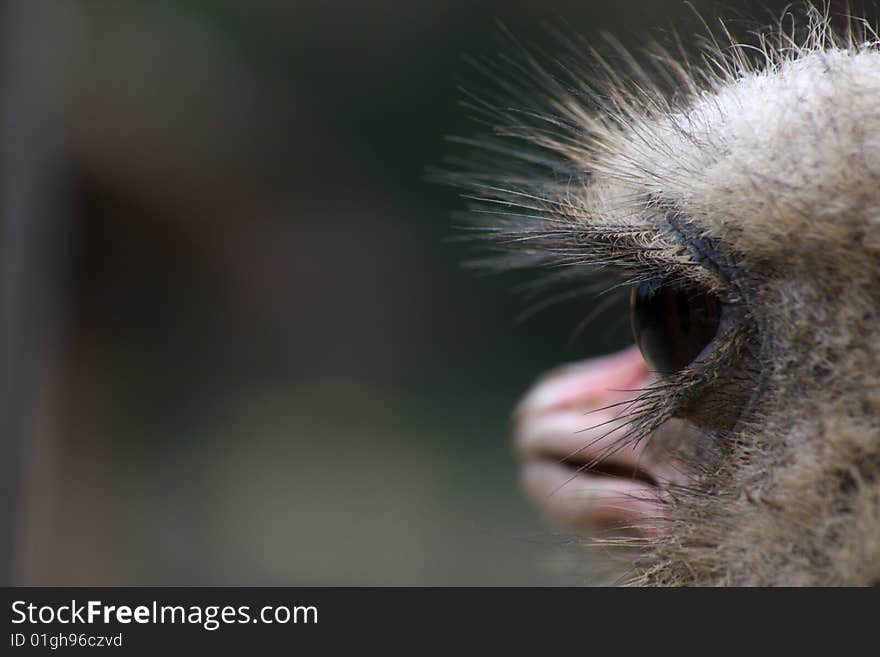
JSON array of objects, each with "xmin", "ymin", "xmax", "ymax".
[{"xmin": 514, "ymin": 346, "xmax": 677, "ymax": 538}]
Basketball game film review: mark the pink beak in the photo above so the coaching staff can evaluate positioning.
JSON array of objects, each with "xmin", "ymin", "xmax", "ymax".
[{"xmin": 514, "ymin": 346, "xmax": 678, "ymax": 538}]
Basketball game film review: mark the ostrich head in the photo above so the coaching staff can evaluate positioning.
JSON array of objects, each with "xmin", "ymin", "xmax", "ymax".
[{"xmin": 451, "ymin": 7, "xmax": 880, "ymax": 585}]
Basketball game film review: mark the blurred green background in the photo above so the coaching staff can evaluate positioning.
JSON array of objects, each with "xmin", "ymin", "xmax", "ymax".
[{"xmin": 2, "ymin": 0, "xmax": 830, "ymax": 584}]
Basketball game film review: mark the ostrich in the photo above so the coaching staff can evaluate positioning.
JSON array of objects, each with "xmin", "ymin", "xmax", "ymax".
[{"xmin": 452, "ymin": 6, "xmax": 880, "ymax": 585}]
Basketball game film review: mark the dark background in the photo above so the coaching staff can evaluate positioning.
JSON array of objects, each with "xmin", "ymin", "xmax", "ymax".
[{"xmin": 0, "ymin": 0, "xmax": 852, "ymax": 584}]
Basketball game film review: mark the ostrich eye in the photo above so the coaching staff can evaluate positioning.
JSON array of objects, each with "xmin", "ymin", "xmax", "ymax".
[{"xmin": 630, "ymin": 281, "xmax": 722, "ymax": 375}]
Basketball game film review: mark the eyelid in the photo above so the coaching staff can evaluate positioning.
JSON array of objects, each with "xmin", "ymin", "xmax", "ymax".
[{"xmin": 636, "ymin": 207, "xmax": 744, "ymax": 305}]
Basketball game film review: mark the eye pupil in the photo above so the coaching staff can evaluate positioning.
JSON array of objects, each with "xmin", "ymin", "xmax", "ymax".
[{"xmin": 630, "ymin": 281, "xmax": 721, "ymax": 375}]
